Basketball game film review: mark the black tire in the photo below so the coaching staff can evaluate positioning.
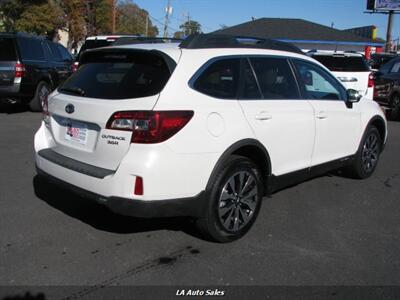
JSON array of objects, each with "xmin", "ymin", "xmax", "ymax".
[
  {"xmin": 29, "ymin": 81, "xmax": 50, "ymax": 112},
  {"xmin": 196, "ymin": 155, "xmax": 263, "ymax": 243},
  {"xmin": 389, "ymin": 94, "xmax": 400, "ymax": 121},
  {"xmin": 346, "ymin": 126, "xmax": 382, "ymax": 179}
]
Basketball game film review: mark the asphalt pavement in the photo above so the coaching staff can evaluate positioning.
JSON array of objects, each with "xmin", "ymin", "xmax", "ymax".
[{"xmin": 0, "ymin": 104, "xmax": 399, "ymax": 299}]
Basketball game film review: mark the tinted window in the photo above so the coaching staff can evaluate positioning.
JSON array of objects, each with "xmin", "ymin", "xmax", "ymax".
[
  {"xmin": 294, "ymin": 60, "xmax": 346, "ymax": 101},
  {"xmin": 390, "ymin": 61, "xmax": 400, "ymax": 73},
  {"xmin": 17, "ymin": 38, "xmax": 45, "ymax": 61},
  {"xmin": 193, "ymin": 58, "xmax": 240, "ymax": 99},
  {"xmin": 77, "ymin": 39, "xmax": 114, "ymax": 60},
  {"xmin": 0, "ymin": 37, "xmax": 17, "ymax": 61},
  {"xmin": 379, "ymin": 59, "xmax": 395, "ymax": 74},
  {"xmin": 250, "ymin": 57, "xmax": 300, "ymax": 99},
  {"xmin": 312, "ymin": 55, "xmax": 369, "ymax": 72},
  {"xmin": 240, "ymin": 59, "xmax": 262, "ymax": 99},
  {"xmin": 57, "ymin": 44, "xmax": 72, "ymax": 61},
  {"xmin": 48, "ymin": 42, "xmax": 62, "ymax": 61},
  {"xmin": 60, "ymin": 51, "xmax": 171, "ymax": 99}
]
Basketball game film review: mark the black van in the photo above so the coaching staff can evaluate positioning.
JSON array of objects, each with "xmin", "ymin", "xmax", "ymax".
[{"xmin": 0, "ymin": 33, "xmax": 73, "ymax": 111}]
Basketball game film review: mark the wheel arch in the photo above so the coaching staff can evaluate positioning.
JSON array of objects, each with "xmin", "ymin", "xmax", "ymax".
[
  {"xmin": 364, "ymin": 115, "xmax": 387, "ymax": 151},
  {"xmin": 206, "ymin": 139, "xmax": 272, "ymax": 194}
]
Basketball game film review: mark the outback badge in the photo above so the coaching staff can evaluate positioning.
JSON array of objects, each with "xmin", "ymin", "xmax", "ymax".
[{"xmin": 65, "ymin": 104, "xmax": 75, "ymax": 114}]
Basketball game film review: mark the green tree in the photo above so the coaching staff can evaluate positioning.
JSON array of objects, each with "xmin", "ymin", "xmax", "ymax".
[
  {"xmin": 0, "ymin": 0, "xmax": 38, "ymax": 32},
  {"xmin": 116, "ymin": 0, "xmax": 158, "ymax": 36},
  {"xmin": 60, "ymin": 0, "xmax": 86, "ymax": 50},
  {"xmin": 14, "ymin": 1, "xmax": 64, "ymax": 39},
  {"xmin": 173, "ymin": 31, "xmax": 184, "ymax": 39},
  {"xmin": 179, "ymin": 20, "xmax": 202, "ymax": 36}
]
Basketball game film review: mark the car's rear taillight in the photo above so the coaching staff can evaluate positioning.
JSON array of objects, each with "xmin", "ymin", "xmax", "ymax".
[
  {"xmin": 15, "ymin": 62, "xmax": 26, "ymax": 78},
  {"xmin": 72, "ymin": 62, "xmax": 79, "ymax": 72},
  {"xmin": 368, "ymin": 72, "xmax": 374, "ymax": 88},
  {"xmin": 106, "ymin": 111, "xmax": 194, "ymax": 143}
]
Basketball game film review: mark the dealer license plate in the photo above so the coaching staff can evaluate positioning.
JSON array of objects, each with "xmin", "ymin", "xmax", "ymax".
[{"xmin": 64, "ymin": 120, "xmax": 88, "ymax": 145}]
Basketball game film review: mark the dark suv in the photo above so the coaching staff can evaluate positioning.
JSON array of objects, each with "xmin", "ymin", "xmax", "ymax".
[
  {"xmin": 373, "ymin": 57, "xmax": 400, "ymax": 120},
  {"xmin": 0, "ymin": 33, "xmax": 73, "ymax": 111}
]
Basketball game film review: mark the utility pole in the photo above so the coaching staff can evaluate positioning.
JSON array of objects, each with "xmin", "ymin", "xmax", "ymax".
[
  {"xmin": 145, "ymin": 13, "xmax": 149, "ymax": 36},
  {"xmin": 186, "ymin": 11, "xmax": 191, "ymax": 35},
  {"xmin": 111, "ymin": 0, "xmax": 116, "ymax": 34},
  {"xmin": 386, "ymin": 10, "xmax": 394, "ymax": 52},
  {"xmin": 163, "ymin": 0, "xmax": 172, "ymax": 38}
]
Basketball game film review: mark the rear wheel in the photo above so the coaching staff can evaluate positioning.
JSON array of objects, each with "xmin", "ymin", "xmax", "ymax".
[
  {"xmin": 29, "ymin": 81, "xmax": 50, "ymax": 112},
  {"xmin": 389, "ymin": 94, "xmax": 400, "ymax": 121},
  {"xmin": 196, "ymin": 156, "xmax": 263, "ymax": 243},
  {"xmin": 346, "ymin": 126, "xmax": 381, "ymax": 179}
]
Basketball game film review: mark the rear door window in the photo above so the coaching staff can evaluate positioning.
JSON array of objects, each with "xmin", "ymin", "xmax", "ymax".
[
  {"xmin": 48, "ymin": 42, "xmax": 63, "ymax": 62},
  {"xmin": 250, "ymin": 57, "xmax": 300, "ymax": 99},
  {"xmin": 57, "ymin": 44, "xmax": 72, "ymax": 61},
  {"xmin": 0, "ymin": 37, "xmax": 17, "ymax": 61},
  {"xmin": 17, "ymin": 37, "xmax": 45, "ymax": 61},
  {"xmin": 312, "ymin": 55, "xmax": 369, "ymax": 72},
  {"xmin": 60, "ymin": 50, "xmax": 172, "ymax": 99},
  {"xmin": 193, "ymin": 58, "xmax": 240, "ymax": 99}
]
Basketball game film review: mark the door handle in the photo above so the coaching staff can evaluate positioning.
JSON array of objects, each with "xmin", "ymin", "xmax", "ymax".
[
  {"xmin": 316, "ymin": 111, "xmax": 328, "ymax": 119},
  {"xmin": 255, "ymin": 111, "xmax": 272, "ymax": 121}
]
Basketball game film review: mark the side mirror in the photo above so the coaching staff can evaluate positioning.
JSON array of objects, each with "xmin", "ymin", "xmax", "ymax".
[{"xmin": 347, "ymin": 89, "xmax": 362, "ymax": 103}]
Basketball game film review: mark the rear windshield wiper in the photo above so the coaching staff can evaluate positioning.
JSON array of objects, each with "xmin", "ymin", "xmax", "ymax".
[{"xmin": 59, "ymin": 87, "xmax": 85, "ymax": 96}]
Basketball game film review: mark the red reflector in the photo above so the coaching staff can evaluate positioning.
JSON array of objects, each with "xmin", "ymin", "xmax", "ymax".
[
  {"xmin": 134, "ymin": 176, "xmax": 143, "ymax": 196},
  {"xmin": 72, "ymin": 62, "xmax": 79, "ymax": 72},
  {"xmin": 368, "ymin": 73, "xmax": 374, "ymax": 88}
]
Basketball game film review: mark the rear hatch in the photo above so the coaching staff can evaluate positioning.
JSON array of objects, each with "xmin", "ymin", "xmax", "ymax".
[
  {"xmin": 47, "ymin": 48, "xmax": 176, "ymax": 171},
  {"xmin": 313, "ymin": 54, "xmax": 370, "ymax": 94},
  {"xmin": 0, "ymin": 37, "xmax": 17, "ymax": 86}
]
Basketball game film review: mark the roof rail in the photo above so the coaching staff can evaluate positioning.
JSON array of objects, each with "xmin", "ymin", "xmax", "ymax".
[
  {"xmin": 179, "ymin": 34, "xmax": 304, "ymax": 55},
  {"xmin": 112, "ymin": 36, "xmax": 183, "ymax": 46}
]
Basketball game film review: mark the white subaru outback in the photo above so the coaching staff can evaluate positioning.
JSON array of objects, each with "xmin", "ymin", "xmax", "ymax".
[{"xmin": 34, "ymin": 34, "xmax": 387, "ymax": 242}]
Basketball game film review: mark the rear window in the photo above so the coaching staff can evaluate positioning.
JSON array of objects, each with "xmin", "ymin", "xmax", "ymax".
[
  {"xmin": 17, "ymin": 38, "xmax": 45, "ymax": 61},
  {"xmin": 60, "ymin": 50, "xmax": 172, "ymax": 99},
  {"xmin": 77, "ymin": 39, "xmax": 114, "ymax": 60},
  {"xmin": 0, "ymin": 37, "xmax": 17, "ymax": 61},
  {"xmin": 312, "ymin": 55, "xmax": 369, "ymax": 72}
]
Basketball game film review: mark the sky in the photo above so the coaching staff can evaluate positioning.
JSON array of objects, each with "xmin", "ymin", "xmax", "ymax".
[{"xmin": 132, "ymin": 0, "xmax": 399, "ymax": 40}]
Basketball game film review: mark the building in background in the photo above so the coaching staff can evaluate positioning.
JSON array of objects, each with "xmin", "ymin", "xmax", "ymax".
[{"xmin": 215, "ymin": 18, "xmax": 385, "ymax": 58}]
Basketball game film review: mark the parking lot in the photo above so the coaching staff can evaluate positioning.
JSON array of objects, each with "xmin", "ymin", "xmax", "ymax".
[{"xmin": 1, "ymin": 106, "xmax": 400, "ymax": 298}]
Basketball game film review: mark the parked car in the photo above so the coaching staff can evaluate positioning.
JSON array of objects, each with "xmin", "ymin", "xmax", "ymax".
[
  {"xmin": 35, "ymin": 34, "xmax": 387, "ymax": 242},
  {"xmin": 0, "ymin": 33, "xmax": 73, "ymax": 111},
  {"xmin": 369, "ymin": 52, "xmax": 399, "ymax": 71},
  {"xmin": 373, "ymin": 57, "xmax": 400, "ymax": 120},
  {"xmin": 74, "ymin": 35, "xmax": 140, "ymax": 71},
  {"xmin": 308, "ymin": 51, "xmax": 374, "ymax": 99}
]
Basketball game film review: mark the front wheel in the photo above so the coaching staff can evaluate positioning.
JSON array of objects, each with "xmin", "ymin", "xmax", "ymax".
[
  {"xmin": 346, "ymin": 126, "xmax": 381, "ymax": 179},
  {"xmin": 196, "ymin": 156, "xmax": 263, "ymax": 243}
]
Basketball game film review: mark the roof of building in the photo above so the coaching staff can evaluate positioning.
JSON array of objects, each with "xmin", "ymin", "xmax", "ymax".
[{"xmin": 214, "ymin": 18, "xmax": 384, "ymax": 47}]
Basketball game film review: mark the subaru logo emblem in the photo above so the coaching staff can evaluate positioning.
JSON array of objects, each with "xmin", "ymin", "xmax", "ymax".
[{"xmin": 65, "ymin": 104, "xmax": 74, "ymax": 114}]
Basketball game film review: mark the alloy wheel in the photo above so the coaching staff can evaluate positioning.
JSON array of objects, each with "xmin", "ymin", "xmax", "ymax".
[
  {"xmin": 218, "ymin": 171, "xmax": 258, "ymax": 232},
  {"xmin": 362, "ymin": 133, "xmax": 379, "ymax": 173}
]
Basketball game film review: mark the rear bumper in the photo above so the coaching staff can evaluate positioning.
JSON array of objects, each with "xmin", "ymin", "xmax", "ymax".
[
  {"xmin": 0, "ymin": 84, "xmax": 20, "ymax": 97},
  {"xmin": 36, "ymin": 166, "xmax": 206, "ymax": 218}
]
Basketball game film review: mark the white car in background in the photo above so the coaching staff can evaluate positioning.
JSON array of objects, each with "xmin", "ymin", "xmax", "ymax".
[
  {"xmin": 308, "ymin": 51, "xmax": 374, "ymax": 99},
  {"xmin": 34, "ymin": 35, "xmax": 387, "ymax": 242}
]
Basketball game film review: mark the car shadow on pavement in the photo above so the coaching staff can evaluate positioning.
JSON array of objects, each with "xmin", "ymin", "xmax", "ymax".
[
  {"xmin": 0, "ymin": 102, "xmax": 29, "ymax": 114},
  {"xmin": 32, "ymin": 175, "xmax": 201, "ymax": 238}
]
